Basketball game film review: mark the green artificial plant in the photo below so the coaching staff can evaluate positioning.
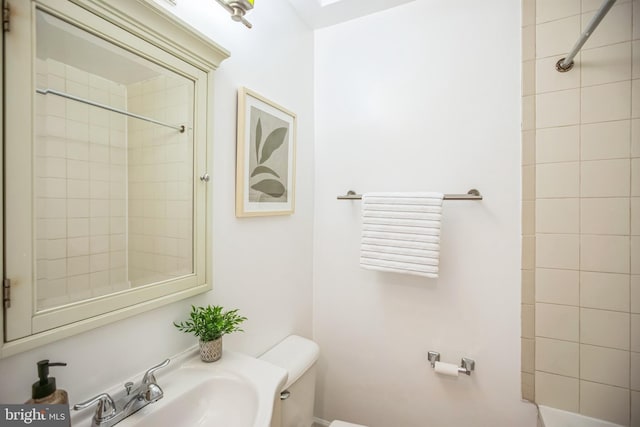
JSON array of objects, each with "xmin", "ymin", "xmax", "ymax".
[{"xmin": 174, "ymin": 305, "xmax": 247, "ymax": 342}]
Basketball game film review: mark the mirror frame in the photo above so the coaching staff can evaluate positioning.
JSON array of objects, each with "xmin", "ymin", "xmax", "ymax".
[{"xmin": 1, "ymin": 0, "xmax": 229, "ymax": 357}]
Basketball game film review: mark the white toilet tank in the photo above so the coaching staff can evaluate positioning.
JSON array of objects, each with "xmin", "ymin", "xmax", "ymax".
[{"xmin": 259, "ymin": 335, "xmax": 320, "ymax": 427}]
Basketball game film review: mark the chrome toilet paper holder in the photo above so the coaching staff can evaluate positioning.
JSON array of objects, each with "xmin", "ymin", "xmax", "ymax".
[{"xmin": 427, "ymin": 351, "xmax": 476, "ymax": 376}]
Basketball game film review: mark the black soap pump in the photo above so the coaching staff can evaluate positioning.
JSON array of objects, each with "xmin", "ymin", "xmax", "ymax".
[{"xmin": 27, "ymin": 360, "xmax": 69, "ymax": 404}]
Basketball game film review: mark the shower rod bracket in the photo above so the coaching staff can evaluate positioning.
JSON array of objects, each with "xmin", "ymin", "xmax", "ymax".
[{"xmin": 555, "ymin": 58, "xmax": 574, "ymax": 72}]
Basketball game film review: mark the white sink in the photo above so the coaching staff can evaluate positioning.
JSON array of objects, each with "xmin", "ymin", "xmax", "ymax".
[{"xmin": 75, "ymin": 350, "xmax": 287, "ymax": 427}]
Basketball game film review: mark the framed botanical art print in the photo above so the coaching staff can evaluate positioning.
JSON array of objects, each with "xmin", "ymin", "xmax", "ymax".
[{"xmin": 236, "ymin": 87, "xmax": 297, "ymax": 217}]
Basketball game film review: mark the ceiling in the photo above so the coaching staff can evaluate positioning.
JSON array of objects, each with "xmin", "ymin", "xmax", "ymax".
[{"xmin": 286, "ymin": 0, "xmax": 416, "ymax": 29}]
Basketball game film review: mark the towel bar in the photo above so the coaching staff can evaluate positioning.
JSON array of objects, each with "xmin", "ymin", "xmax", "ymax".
[{"xmin": 337, "ymin": 189, "xmax": 482, "ymax": 201}]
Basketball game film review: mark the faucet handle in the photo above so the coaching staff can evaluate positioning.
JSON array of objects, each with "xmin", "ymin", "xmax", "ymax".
[
  {"xmin": 74, "ymin": 393, "xmax": 116, "ymax": 422},
  {"xmin": 141, "ymin": 359, "xmax": 170, "ymax": 385}
]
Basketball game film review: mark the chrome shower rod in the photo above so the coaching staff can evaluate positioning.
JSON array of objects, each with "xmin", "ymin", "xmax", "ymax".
[
  {"xmin": 36, "ymin": 88, "xmax": 185, "ymax": 133},
  {"xmin": 556, "ymin": 0, "xmax": 617, "ymax": 72}
]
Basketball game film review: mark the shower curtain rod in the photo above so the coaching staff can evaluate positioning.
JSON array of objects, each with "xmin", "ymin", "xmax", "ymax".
[
  {"xmin": 556, "ymin": 0, "xmax": 617, "ymax": 72},
  {"xmin": 337, "ymin": 189, "xmax": 483, "ymax": 201},
  {"xmin": 36, "ymin": 88, "xmax": 186, "ymax": 133}
]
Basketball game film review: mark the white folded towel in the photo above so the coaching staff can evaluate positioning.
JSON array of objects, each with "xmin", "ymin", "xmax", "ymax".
[{"xmin": 360, "ymin": 192, "xmax": 444, "ymax": 278}]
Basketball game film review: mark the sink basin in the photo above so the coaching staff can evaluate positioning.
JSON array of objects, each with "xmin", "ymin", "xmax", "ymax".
[
  {"xmin": 74, "ymin": 350, "xmax": 287, "ymax": 427},
  {"xmin": 120, "ymin": 369, "xmax": 258, "ymax": 427}
]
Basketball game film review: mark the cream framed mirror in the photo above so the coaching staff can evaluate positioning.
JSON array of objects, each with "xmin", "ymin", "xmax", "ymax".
[{"xmin": 1, "ymin": 0, "xmax": 229, "ymax": 357}]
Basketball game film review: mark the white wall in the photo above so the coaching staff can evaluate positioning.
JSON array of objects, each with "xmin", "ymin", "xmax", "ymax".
[
  {"xmin": 312, "ymin": 1, "xmax": 537, "ymax": 426},
  {"xmin": 0, "ymin": 0, "xmax": 314, "ymax": 405}
]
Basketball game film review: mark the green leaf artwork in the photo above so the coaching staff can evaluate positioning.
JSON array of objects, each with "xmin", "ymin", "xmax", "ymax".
[
  {"xmin": 259, "ymin": 127, "xmax": 288, "ymax": 164},
  {"xmin": 250, "ymin": 165, "xmax": 280, "ymax": 178},
  {"xmin": 250, "ymin": 113, "xmax": 289, "ymax": 200},
  {"xmin": 251, "ymin": 179, "xmax": 285, "ymax": 198},
  {"xmin": 255, "ymin": 118, "xmax": 262, "ymax": 162}
]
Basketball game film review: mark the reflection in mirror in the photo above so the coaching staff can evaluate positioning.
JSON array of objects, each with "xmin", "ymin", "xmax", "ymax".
[{"xmin": 34, "ymin": 9, "xmax": 195, "ymax": 311}]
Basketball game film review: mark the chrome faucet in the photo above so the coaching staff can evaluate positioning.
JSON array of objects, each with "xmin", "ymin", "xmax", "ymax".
[{"xmin": 74, "ymin": 359, "xmax": 170, "ymax": 427}]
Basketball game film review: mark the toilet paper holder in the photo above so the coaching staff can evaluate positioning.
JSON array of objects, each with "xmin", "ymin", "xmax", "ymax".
[{"xmin": 427, "ymin": 351, "xmax": 475, "ymax": 376}]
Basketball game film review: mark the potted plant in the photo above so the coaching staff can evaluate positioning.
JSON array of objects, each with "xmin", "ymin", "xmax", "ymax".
[{"xmin": 174, "ymin": 305, "xmax": 247, "ymax": 362}]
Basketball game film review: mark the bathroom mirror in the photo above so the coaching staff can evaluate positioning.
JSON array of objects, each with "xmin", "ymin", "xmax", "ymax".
[{"xmin": 1, "ymin": 0, "xmax": 229, "ymax": 357}]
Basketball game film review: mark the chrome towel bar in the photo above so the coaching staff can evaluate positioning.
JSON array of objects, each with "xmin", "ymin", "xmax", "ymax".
[{"xmin": 337, "ymin": 189, "xmax": 482, "ymax": 201}]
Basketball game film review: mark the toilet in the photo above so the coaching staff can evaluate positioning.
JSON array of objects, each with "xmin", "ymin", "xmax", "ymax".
[{"xmin": 259, "ymin": 335, "xmax": 367, "ymax": 427}]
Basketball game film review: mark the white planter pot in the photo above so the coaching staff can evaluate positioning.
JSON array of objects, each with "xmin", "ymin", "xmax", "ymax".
[{"xmin": 199, "ymin": 338, "xmax": 222, "ymax": 362}]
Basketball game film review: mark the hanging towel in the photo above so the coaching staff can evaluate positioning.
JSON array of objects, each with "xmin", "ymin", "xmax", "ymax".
[{"xmin": 360, "ymin": 192, "xmax": 444, "ymax": 278}]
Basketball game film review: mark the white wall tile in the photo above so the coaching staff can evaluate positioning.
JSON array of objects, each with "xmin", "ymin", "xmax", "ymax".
[
  {"xmin": 46, "ymin": 259, "xmax": 66, "ymax": 280},
  {"xmin": 582, "ymin": 81, "xmax": 632, "ymax": 123},
  {"xmin": 67, "ymin": 180, "xmax": 90, "ymax": 199},
  {"xmin": 67, "ymin": 256, "xmax": 90, "ymax": 276},
  {"xmin": 633, "ymin": 41, "xmax": 640, "ymax": 79},
  {"xmin": 580, "ymin": 197, "xmax": 630, "ymax": 235},
  {"xmin": 537, "ymin": 56, "xmax": 581, "ymax": 93},
  {"xmin": 581, "ymin": 344, "xmax": 630, "ymax": 387},
  {"xmin": 632, "ymin": 351, "xmax": 640, "ymax": 391},
  {"xmin": 581, "ymin": 120, "xmax": 631, "ymax": 160},
  {"xmin": 536, "ymin": 268, "xmax": 580, "ymax": 305},
  {"xmin": 581, "ymin": 159, "xmax": 630, "ymax": 197},
  {"xmin": 535, "ymin": 371, "xmax": 580, "ymax": 412},
  {"xmin": 580, "ymin": 271, "xmax": 630, "ymax": 311},
  {"xmin": 523, "ymin": 130, "xmax": 536, "ymax": 165},
  {"xmin": 633, "ymin": 390, "xmax": 640, "ymax": 427},
  {"xmin": 66, "ymin": 274, "xmax": 91, "ymax": 300},
  {"xmin": 45, "ymin": 239, "xmax": 66, "ymax": 260},
  {"xmin": 580, "ymin": 380, "xmax": 630, "ymax": 425},
  {"xmin": 523, "ymin": 338, "xmax": 535, "ymax": 374},
  {"xmin": 581, "ymin": 42, "xmax": 632, "ymax": 86},
  {"xmin": 523, "ymin": 60, "xmax": 536, "ymax": 96},
  {"xmin": 634, "ymin": 314, "xmax": 640, "ymax": 352},
  {"xmin": 635, "ymin": 0, "xmax": 640, "ymax": 40},
  {"xmin": 633, "ymin": 119, "xmax": 640, "ymax": 157},
  {"xmin": 537, "ymin": 162, "xmax": 580, "ymax": 197},
  {"xmin": 536, "ymin": 337, "xmax": 580, "ymax": 377},
  {"xmin": 582, "ymin": 0, "xmax": 632, "ymax": 13},
  {"xmin": 581, "ymin": 235, "xmax": 630, "ymax": 274},
  {"xmin": 634, "ymin": 158, "xmax": 640, "ymax": 196},
  {"xmin": 582, "ymin": 3, "xmax": 632, "ymax": 50},
  {"xmin": 537, "ymin": 303, "xmax": 580, "ymax": 341},
  {"xmin": 635, "ymin": 80, "xmax": 640, "ymax": 118},
  {"xmin": 537, "ymin": 234, "xmax": 580, "ymax": 269},
  {"xmin": 90, "ymin": 235, "xmax": 109, "ymax": 254},
  {"xmin": 90, "ymin": 253, "xmax": 109, "ymax": 272},
  {"xmin": 633, "ymin": 275, "xmax": 640, "ymax": 313},
  {"xmin": 523, "ymin": 269, "xmax": 535, "ymax": 305},
  {"xmin": 537, "ymin": 90, "xmax": 581, "ymax": 128},
  {"xmin": 523, "ymin": 302, "xmax": 535, "ymax": 340},
  {"xmin": 38, "ymin": 157, "xmax": 66, "ymax": 178},
  {"xmin": 537, "ymin": 16, "xmax": 581, "ymax": 58},
  {"xmin": 581, "ymin": 308, "xmax": 630, "ymax": 349},
  {"xmin": 67, "ymin": 237, "xmax": 89, "ymax": 257},
  {"xmin": 536, "ymin": 126, "xmax": 580, "ymax": 163},
  {"xmin": 634, "ymin": 237, "xmax": 640, "ymax": 274},
  {"xmin": 537, "ymin": 198, "xmax": 580, "ymax": 234},
  {"xmin": 581, "ymin": 271, "xmax": 630, "ymax": 311},
  {"xmin": 537, "ymin": 0, "xmax": 580, "ymax": 24},
  {"xmin": 37, "ymin": 198, "xmax": 66, "ymax": 219}
]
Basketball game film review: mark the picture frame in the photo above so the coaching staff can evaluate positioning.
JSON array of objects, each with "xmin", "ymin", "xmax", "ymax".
[{"xmin": 236, "ymin": 87, "xmax": 297, "ymax": 217}]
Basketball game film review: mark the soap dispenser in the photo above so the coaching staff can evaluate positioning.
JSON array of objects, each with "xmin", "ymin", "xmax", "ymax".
[{"xmin": 27, "ymin": 360, "xmax": 69, "ymax": 404}]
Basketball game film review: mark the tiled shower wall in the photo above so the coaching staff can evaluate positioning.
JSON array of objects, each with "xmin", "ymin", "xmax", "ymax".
[
  {"xmin": 522, "ymin": 0, "xmax": 640, "ymax": 425},
  {"xmin": 35, "ymin": 59, "xmax": 128, "ymax": 309},
  {"xmin": 126, "ymin": 76, "xmax": 193, "ymax": 287}
]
